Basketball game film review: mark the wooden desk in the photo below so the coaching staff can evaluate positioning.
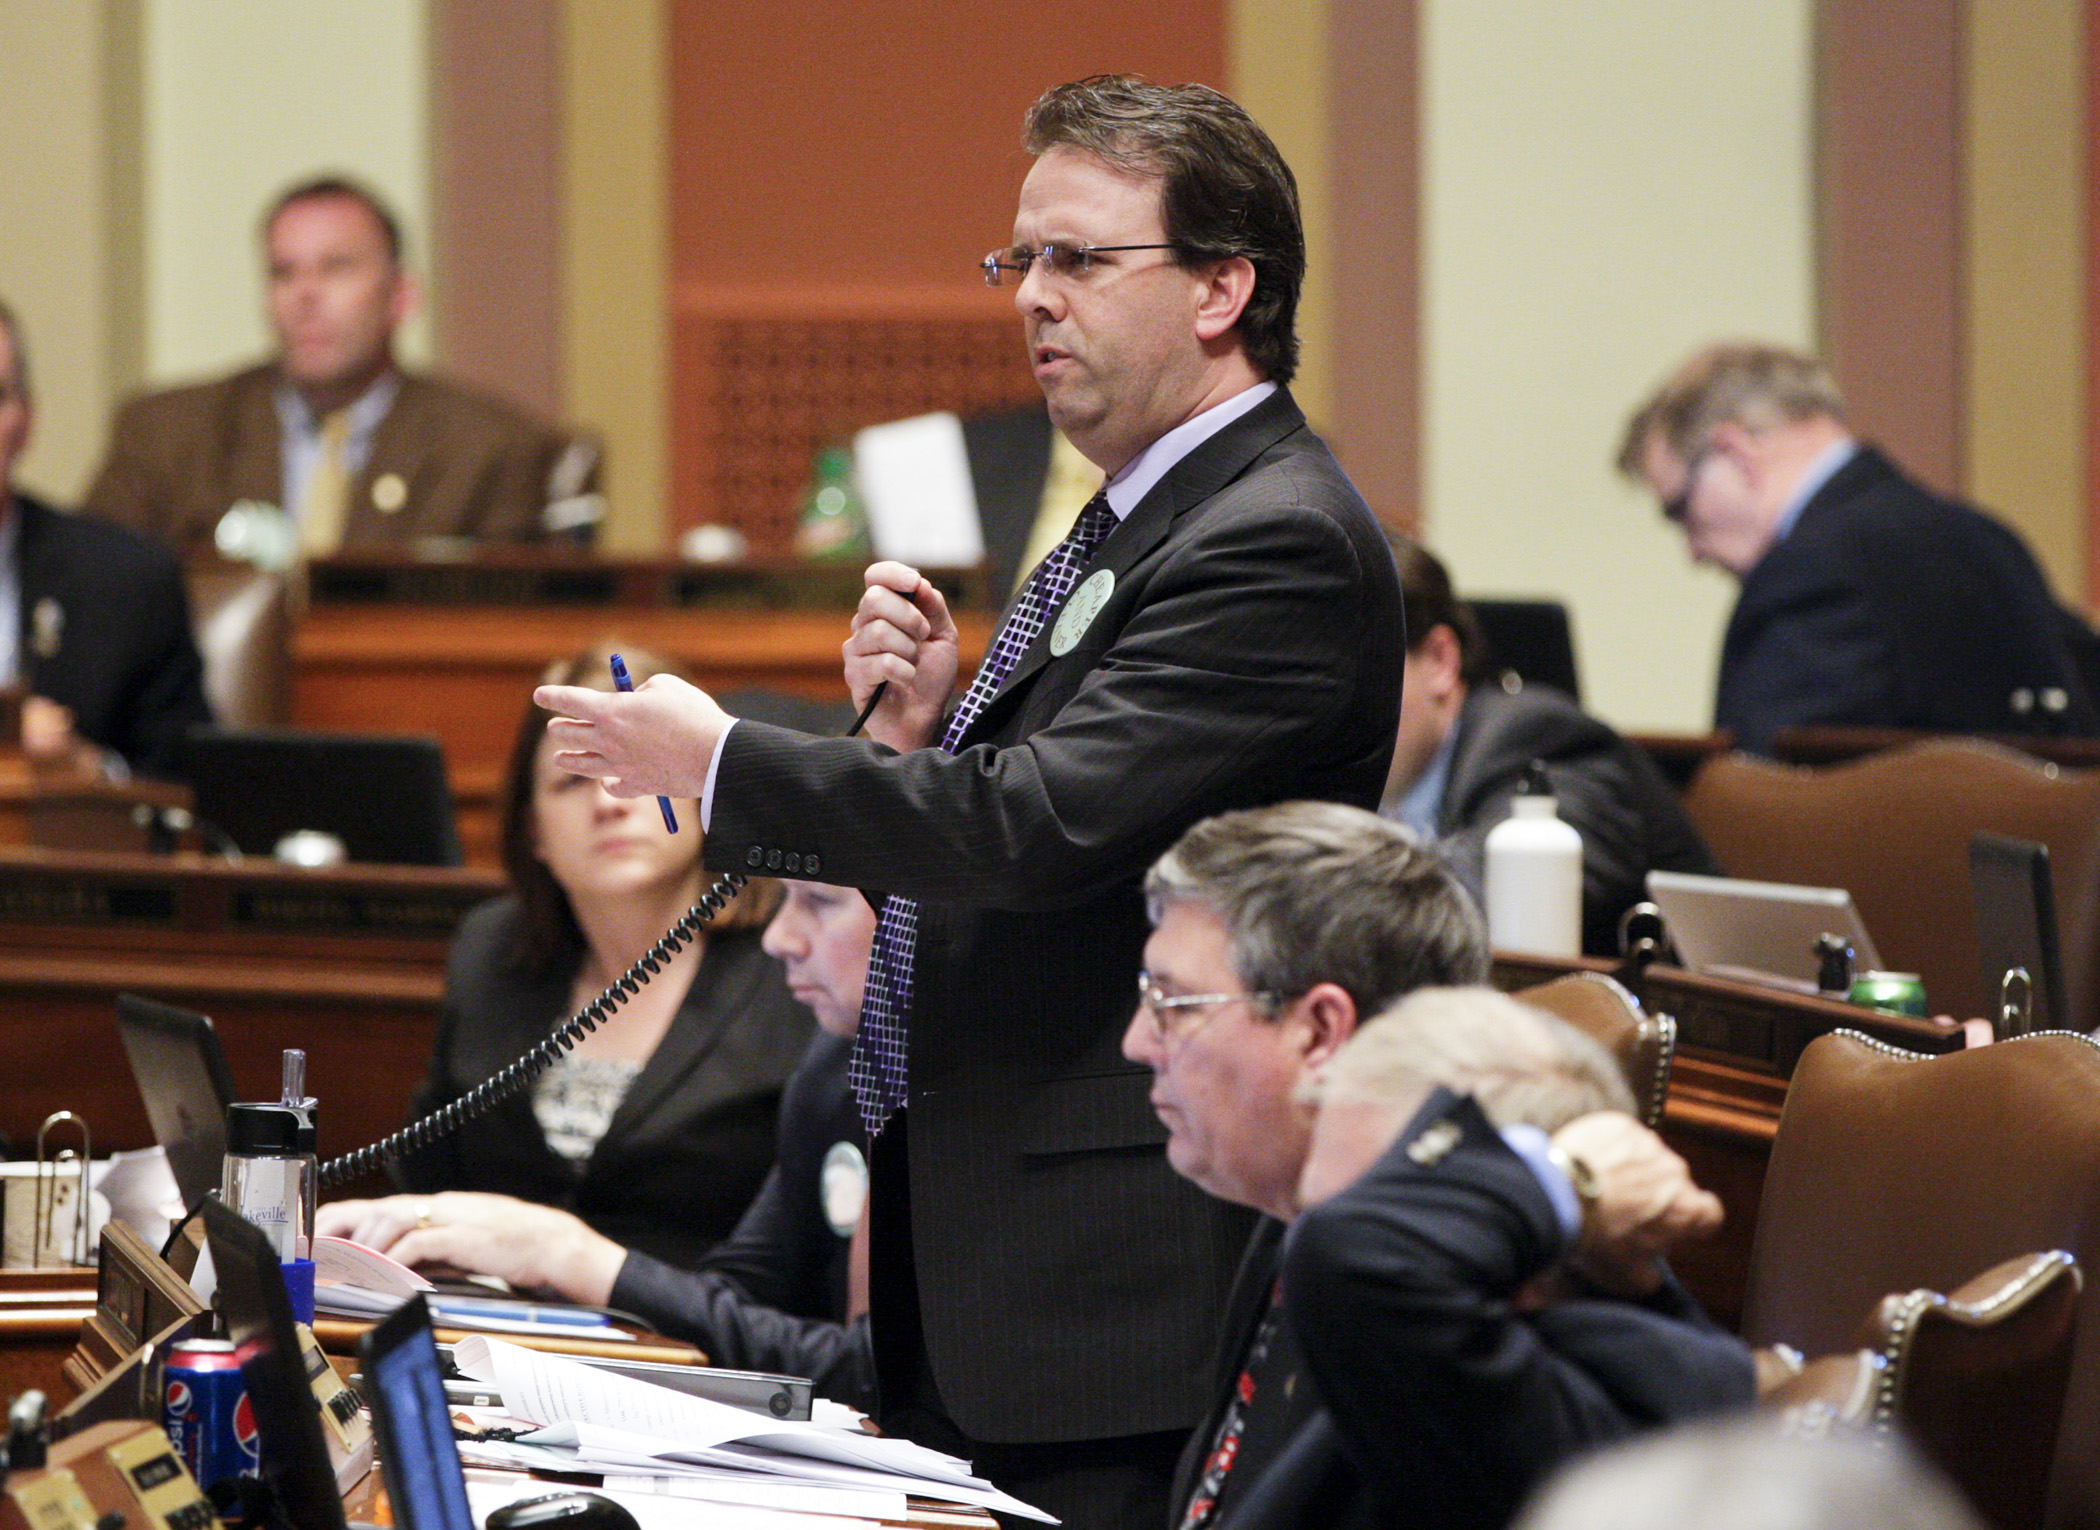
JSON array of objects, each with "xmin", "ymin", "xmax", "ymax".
[{"xmin": 0, "ymin": 849, "xmax": 501, "ymax": 1189}]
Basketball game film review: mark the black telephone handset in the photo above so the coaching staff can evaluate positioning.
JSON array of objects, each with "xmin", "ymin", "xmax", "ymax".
[{"xmin": 317, "ymin": 682, "xmax": 888, "ymax": 1189}]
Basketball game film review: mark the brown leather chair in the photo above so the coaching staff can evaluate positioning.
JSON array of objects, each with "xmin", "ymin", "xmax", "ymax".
[
  {"xmin": 1758, "ymin": 1252, "xmax": 2080, "ymax": 1530},
  {"xmin": 1514, "ymin": 971, "xmax": 1675, "ymax": 1126},
  {"xmin": 1742, "ymin": 1029, "xmax": 2100, "ymax": 1528},
  {"xmin": 1680, "ymin": 740, "xmax": 2100, "ymax": 1026}
]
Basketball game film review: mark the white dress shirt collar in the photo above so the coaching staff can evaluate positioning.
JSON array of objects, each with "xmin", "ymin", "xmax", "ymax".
[{"xmin": 1102, "ymin": 380, "xmax": 1279, "ymax": 520}]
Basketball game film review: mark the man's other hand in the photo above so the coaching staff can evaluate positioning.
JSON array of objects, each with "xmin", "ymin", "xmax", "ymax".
[
  {"xmin": 536, "ymin": 672, "xmax": 729, "ymax": 800},
  {"xmin": 1552, "ymin": 1111, "xmax": 1723, "ymax": 1297},
  {"xmin": 844, "ymin": 561, "xmax": 959, "ymax": 752}
]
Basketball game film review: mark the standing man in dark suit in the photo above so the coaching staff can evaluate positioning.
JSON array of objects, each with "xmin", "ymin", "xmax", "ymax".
[
  {"xmin": 83, "ymin": 177, "xmax": 562, "ymax": 558},
  {"xmin": 1619, "ymin": 341, "xmax": 2095, "ymax": 755},
  {"xmin": 1125, "ymin": 804, "xmax": 1743, "ymax": 1529},
  {"xmin": 0, "ymin": 300, "xmax": 211, "ymax": 780},
  {"xmin": 1379, "ymin": 534, "xmax": 1719, "ymax": 952},
  {"xmin": 537, "ymin": 75, "xmax": 1403, "ymax": 1527}
]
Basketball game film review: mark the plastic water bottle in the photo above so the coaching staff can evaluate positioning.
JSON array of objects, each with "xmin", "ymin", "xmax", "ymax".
[{"xmin": 1484, "ymin": 761, "xmax": 1583, "ymax": 957}]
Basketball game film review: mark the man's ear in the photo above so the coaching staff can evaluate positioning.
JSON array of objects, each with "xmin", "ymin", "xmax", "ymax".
[
  {"xmin": 1294, "ymin": 981, "xmax": 1361, "ymax": 1070},
  {"xmin": 1192, "ymin": 255, "xmax": 1257, "ymax": 343},
  {"xmin": 1419, "ymin": 623, "xmax": 1465, "ymax": 699},
  {"xmin": 388, "ymin": 269, "xmax": 422, "ymax": 330}
]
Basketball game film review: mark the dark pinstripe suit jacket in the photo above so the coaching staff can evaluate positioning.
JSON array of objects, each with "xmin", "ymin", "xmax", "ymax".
[{"xmin": 707, "ymin": 387, "xmax": 1404, "ymax": 1445}]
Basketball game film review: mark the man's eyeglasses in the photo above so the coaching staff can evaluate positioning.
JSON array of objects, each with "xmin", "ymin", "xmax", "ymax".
[
  {"xmin": 1134, "ymin": 971, "xmax": 1279, "ymax": 1041},
  {"xmin": 981, "ymin": 243, "xmax": 1179, "ymax": 287},
  {"xmin": 1660, "ymin": 446, "xmax": 1712, "ymax": 525}
]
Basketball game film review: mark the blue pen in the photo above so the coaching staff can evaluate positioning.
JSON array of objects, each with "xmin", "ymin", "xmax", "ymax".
[{"xmin": 608, "ymin": 653, "xmax": 679, "ymax": 834}]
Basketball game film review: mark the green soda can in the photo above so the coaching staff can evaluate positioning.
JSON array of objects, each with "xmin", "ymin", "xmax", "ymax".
[{"xmin": 1848, "ymin": 971, "xmax": 1928, "ymax": 1017}]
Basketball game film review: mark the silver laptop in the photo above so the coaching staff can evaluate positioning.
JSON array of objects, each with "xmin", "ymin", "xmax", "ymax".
[{"xmin": 1646, "ymin": 870, "xmax": 1883, "ymax": 991}]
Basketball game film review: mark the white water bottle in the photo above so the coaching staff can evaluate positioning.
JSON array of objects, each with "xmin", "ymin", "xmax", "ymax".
[{"xmin": 1484, "ymin": 761, "xmax": 1583, "ymax": 957}]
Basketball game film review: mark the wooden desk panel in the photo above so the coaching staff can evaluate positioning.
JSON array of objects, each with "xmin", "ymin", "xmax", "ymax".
[
  {"xmin": 294, "ymin": 605, "xmax": 996, "ymax": 789},
  {"xmin": 0, "ymin": 851, "xmax": 501, "ymax": 1192}
]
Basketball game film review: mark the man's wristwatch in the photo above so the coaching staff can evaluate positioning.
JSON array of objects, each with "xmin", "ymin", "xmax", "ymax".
[{"xmin": 1545, "ymin": 1141, "xmax": 1601, "ymax": 1207}]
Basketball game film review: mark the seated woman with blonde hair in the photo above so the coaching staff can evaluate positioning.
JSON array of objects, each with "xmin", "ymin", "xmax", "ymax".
[{"xmin": 321, "ymin": 643, "xmax": 812, "ymax": 1267}]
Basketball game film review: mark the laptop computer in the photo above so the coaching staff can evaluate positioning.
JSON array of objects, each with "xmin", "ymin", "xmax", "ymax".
[
  {"xmin": 117, "ymin": 994, "xmax": 236, "ymax": 1212},
  {"xmin": 1970, "ymin": 833, "xmax": 2067, "ymax": 1032},
  {"xmin": 362, "ymin": 1295, "xmax": 476, "ymax": 1530},
  {"xmin": 184, "ymin": 728, "xmax": 463, "ymax": 867},
  {"xmin": 1647, "ymin": 869, "xmax": 1883, "ymax": 991},
  {"xmin": 200, "ymin": 1197, "xmax": 349, "ymax": 1530}
]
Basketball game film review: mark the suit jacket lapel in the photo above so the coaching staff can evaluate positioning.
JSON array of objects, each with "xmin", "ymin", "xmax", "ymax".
[
  {"xmin": 228, "ymin": 367, "xmax": 287, "ymax": 507},
  {"xmin": 11, "ymin": 498, "xmax": 51, "ymax": 683},
  {"xmin": 959, "ymin": 389, "xmax": 1307, "ymax": 745}
]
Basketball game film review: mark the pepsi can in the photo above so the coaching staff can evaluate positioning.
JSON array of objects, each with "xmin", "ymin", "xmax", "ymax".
[{"xmin": 165, "ymin": 1339, "xmax": 258, "ymax": 1488}]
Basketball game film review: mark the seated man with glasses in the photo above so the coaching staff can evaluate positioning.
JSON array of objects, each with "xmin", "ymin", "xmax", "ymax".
[
  {"xmin": 1619, "ymin": 341, "xmax": 2093, "ymax": 754},
  {"xmin": 1123, "ymin": 800, "xmax": 1744, "ymax": 1529}
]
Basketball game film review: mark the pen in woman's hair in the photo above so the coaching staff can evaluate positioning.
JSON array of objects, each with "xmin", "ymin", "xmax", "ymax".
[{"xmin": 607, "ymin": 653, "xmax": 679, "ymax": 834}]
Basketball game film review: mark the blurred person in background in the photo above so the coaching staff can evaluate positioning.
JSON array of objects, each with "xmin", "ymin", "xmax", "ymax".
[
  {"xmin": 1378, "ymin": 533, "xmax": 1717, "ymax": 953},
  {"xmin": 1620, "ymin": 341, "xmax": 2095, "ymax": 754},
  {"xmin": 0, "ymin": 299, "xmax": 210, "ymax": 780},
  {"xmin": 85, "ymin": 176, "xmax": 563, "ymax": 556}
]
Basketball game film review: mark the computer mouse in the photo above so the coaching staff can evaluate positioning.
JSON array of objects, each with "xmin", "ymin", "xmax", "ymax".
[{"xmin": 484, "ymin": 1491, "xmax": 641, "ymax": 1530}]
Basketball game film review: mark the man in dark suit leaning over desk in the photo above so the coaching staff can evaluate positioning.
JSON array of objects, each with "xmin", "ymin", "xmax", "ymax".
[
  {"xmin": 1619, "ymin": 341, "xmax": 2094, "ymax": 755},
  {"xmin": 536, "ymin": 75, "xmax": 1403, "ymax": 1528},
  {"xmin": 0, "ymin": 300, "xmax": 211, "ymax": 779},
  {"xmin": 1123, "ymin": 803, "xmax": 1748, "ymax": 1529}
]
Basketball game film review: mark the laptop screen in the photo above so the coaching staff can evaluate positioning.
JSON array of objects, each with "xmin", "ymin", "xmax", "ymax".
[
  {"xmin": 117, "ymin": 995, "xmax": 236, "ymax": 1212},
  {"xmin": 362, "ymin": 1296, "xmax": 476, "ymax": 1530}
]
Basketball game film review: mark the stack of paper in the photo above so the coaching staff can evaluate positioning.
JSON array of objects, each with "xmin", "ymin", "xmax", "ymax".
[
  {"xmin": 313, "ymin": 1239, "xmax": 628, "ymax": 1338},
  {"xmin": 451, "ymin": 1336, "xmax": 1055, "ymax": 1523}
]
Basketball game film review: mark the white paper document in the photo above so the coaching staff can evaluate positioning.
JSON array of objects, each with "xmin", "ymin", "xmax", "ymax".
[
  {"xmin": 854, "ymin": 412, "xmax": 986, "ymax": 568},
  {"xmin": 451, "ymin": 1337, "xmax": 1056, "ymax": 1522}
]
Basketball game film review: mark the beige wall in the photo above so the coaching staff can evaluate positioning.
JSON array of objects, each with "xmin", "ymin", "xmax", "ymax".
[
  {"xmin": 0, "ymin": 2, "xmax": 142, "ymax": 505},
  {"xmin": 1227, "ymin": 0, "xmax": 1334, "ymax": 434},
  {"xmin": 1418, "ymin": 0, "xmax": 1817, "ymax": 733},
  {"xmin": 558, "ymin": 0, "xmax": 669, "ymax": 554},
  {"xmin": 1961, "ymin": 0, "xmax": 2087, "ymax": 608},
  {"xmin": 140, "ymin": 0, "xmax": 431, "ymax": 385}
]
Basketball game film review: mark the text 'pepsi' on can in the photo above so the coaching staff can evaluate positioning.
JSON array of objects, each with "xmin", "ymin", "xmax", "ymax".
[{"xmin": 164, "ymin": 1339, "xmax": 261, "ymax": 1488}]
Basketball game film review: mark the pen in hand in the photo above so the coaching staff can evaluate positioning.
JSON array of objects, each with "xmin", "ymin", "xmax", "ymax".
[{"xmin": 608, "ymin": 653, "xmax": 679, "ymax": 834}]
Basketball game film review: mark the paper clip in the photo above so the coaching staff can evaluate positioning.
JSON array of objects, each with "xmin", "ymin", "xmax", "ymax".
[{"xmin": 35, "ymin": 1111, "xmax": 91, "ymax": 1267}]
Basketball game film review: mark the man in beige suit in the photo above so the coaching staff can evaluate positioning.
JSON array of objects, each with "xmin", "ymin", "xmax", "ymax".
[{"xmin": 84, "ymin": 177, "xmax": 561, "ymax": 557}]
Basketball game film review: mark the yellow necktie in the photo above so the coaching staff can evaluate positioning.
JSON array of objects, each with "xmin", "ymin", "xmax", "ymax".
[
  {"xmin": 299, "ymin": 409, "xmax": 353, "ymax": 556},
  {"xmin": 1014, "ymin": 429, "xmax": 1105, "ymax": 595}
]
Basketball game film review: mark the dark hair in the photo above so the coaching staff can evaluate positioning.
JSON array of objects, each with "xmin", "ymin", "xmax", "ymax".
[
  {"xmin": 263, "ymin": 175, "xmax": 405, "ymax": 264},
  {"xmin": 500, "ymin": 641, "xmax": 776, "ymax": 974},
  {"xmin": 1384, "ymin": 529, "xmax": 1491, "ymax": 684},
  {"xmin": 1146, "ymin": 800, "xmax": 1488, "ymax": 1020},
  {"xmin": 1024, "ymin": 74, "xmax": 1304, "ymax": 383},
  {"xmin": 0, "ymin": 299, "xmax": 29, "ymax": 400}
]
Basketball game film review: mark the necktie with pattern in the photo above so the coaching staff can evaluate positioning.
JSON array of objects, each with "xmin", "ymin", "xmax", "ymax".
[{"xmin": 847, "ymin": 490, "xmax": 1120, "ymax": 1136}]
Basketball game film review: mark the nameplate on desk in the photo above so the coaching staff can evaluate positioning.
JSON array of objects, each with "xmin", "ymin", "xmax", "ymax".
[
  {"xmin": 231, "ymin": 889, "xmax": 468, "ymax": 936},
  {"xmin": 0, "ymin": 875, "xmax": 174, "ymax": 924}
]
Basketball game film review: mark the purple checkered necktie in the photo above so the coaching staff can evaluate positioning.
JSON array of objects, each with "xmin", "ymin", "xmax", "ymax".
[{"xmin": 848, "ymin": 491, "xmax": 1120, "ymax": 1136}]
